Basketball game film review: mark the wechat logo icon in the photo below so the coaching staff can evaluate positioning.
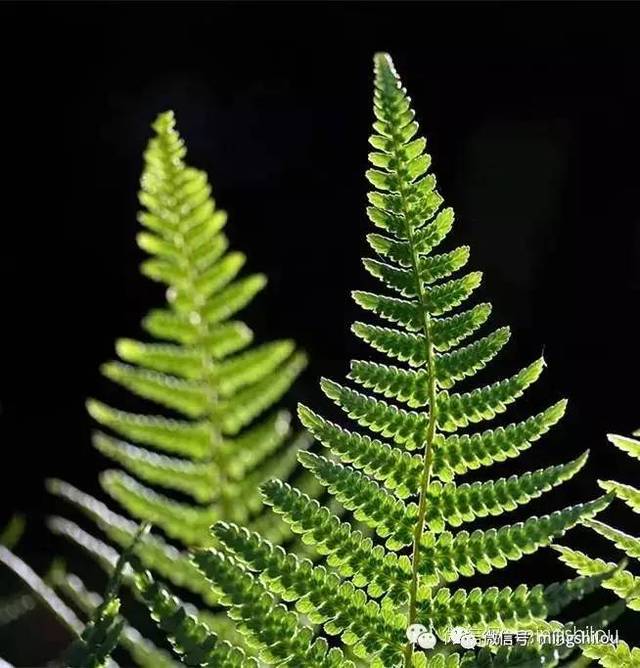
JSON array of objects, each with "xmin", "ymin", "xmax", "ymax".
[
  {"xmin": 448, "ymin": 626, "xmax": 478, "ymax": 649},
  {"xmin": 406, "ymin": 624, "xmax": 437, "ymax": 650}
]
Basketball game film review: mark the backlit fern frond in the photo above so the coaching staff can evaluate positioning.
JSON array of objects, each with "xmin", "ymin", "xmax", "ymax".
[
  {"xmin": 75, "ymin": 110, "xmax": 307, "ymax": 542},
  {"xmin": 183, "ymin": 53, "xmax": 611, "ymax": 667},
  {"xmin": 554, "ymin": 430, "xmax": 640, "ymax": 663},
  {"xmin": 41, "ymin": 111, "xmax": 315, "ymax": 664}
]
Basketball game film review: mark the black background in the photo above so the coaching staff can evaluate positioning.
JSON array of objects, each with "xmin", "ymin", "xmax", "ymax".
[{"xmin": 1, "ymin": 2, "xmax": 639, "ymax": 664}]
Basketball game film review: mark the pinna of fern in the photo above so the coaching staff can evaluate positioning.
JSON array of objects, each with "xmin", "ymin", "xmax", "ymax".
[
  {"xmin": 27, "ymin": 110, "xmax": 318, "ymax": 663},
  {"xmin": 554, "ymin": 429, "xmax": 640, "ymax": 667},
  {"xmin": 165, "ymin": 53, "xmax": 616, "ymax": 667}
]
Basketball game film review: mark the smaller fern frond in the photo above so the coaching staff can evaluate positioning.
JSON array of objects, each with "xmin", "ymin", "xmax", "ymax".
[{"xmin": 555, "ymin": 429, "xmax": 640, "ymax": 666}]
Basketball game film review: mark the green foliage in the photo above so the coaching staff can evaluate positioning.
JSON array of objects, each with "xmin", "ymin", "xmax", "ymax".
[
  {"xmin": 134, "ymin": 569, "xmax": 253, "ymax": 667},
  {"xmin": 165, "ymin": 53, "xmax": 611, "ymax": 667},
  {"xmin": 34, "ymin": 111, "xmax": 316, "ymax": 664},
  {"xmin": 554, "ymin": 430, "xmax": 640, "ymax": 663},
  {"xmin": 77, "ymin": 110, "xmax": 308, "ymax": 540}
]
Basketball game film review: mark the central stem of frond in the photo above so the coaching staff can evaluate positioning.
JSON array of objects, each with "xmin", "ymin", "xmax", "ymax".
[{"xmin": 377, "ymin": 83, "xmax": 440, "ymax": 667}]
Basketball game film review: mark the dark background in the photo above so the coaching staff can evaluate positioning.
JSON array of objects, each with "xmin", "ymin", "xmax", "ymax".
[{"xmin": 1, "ymin": 2, "xmax": 639, "ymax": 664}]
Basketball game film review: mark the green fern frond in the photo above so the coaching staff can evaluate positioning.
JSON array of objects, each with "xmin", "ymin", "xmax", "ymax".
[
  {"xmin": 39, "ymin": 110, "xmax": 320, "ymax": 663},
  {"xmin": 554, "ymin": 430, "xmax": 640, "ymax": 664},
  {"xmin": 80, "ymin": 109, "xmax": 310, "ymax": 549},
  {"xmin": 192, "ymin": 53, "xmax": 609, "ymax": 666}
]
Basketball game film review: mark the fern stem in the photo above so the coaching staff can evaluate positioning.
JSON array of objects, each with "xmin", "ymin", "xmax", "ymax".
[
  {"xmin": 159, "ymin": 124, "xmax": 225, "ymax": 522},
  {"xmin": 376, "ymin": 54, "xmax": 437, "ymax": 668},
  {"xmin": 402, "ymin": 226, "xmax": 438, "ymax": 666},
  {"xmin": 374, "ymin": 59, "xmax": 440, "ymax": 665}
]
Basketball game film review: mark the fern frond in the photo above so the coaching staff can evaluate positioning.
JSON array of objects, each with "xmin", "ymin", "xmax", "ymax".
[
  {"xmin": 553, "ymin": 429, "xmax": 640, "ymax": 665},
  {"xmin": 41, "ymin": 110, "xmax": 322, "ymax": 664},
  {"xmin": 195, "ymin": 54, "xmax": 608, "ymax": 666}
]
